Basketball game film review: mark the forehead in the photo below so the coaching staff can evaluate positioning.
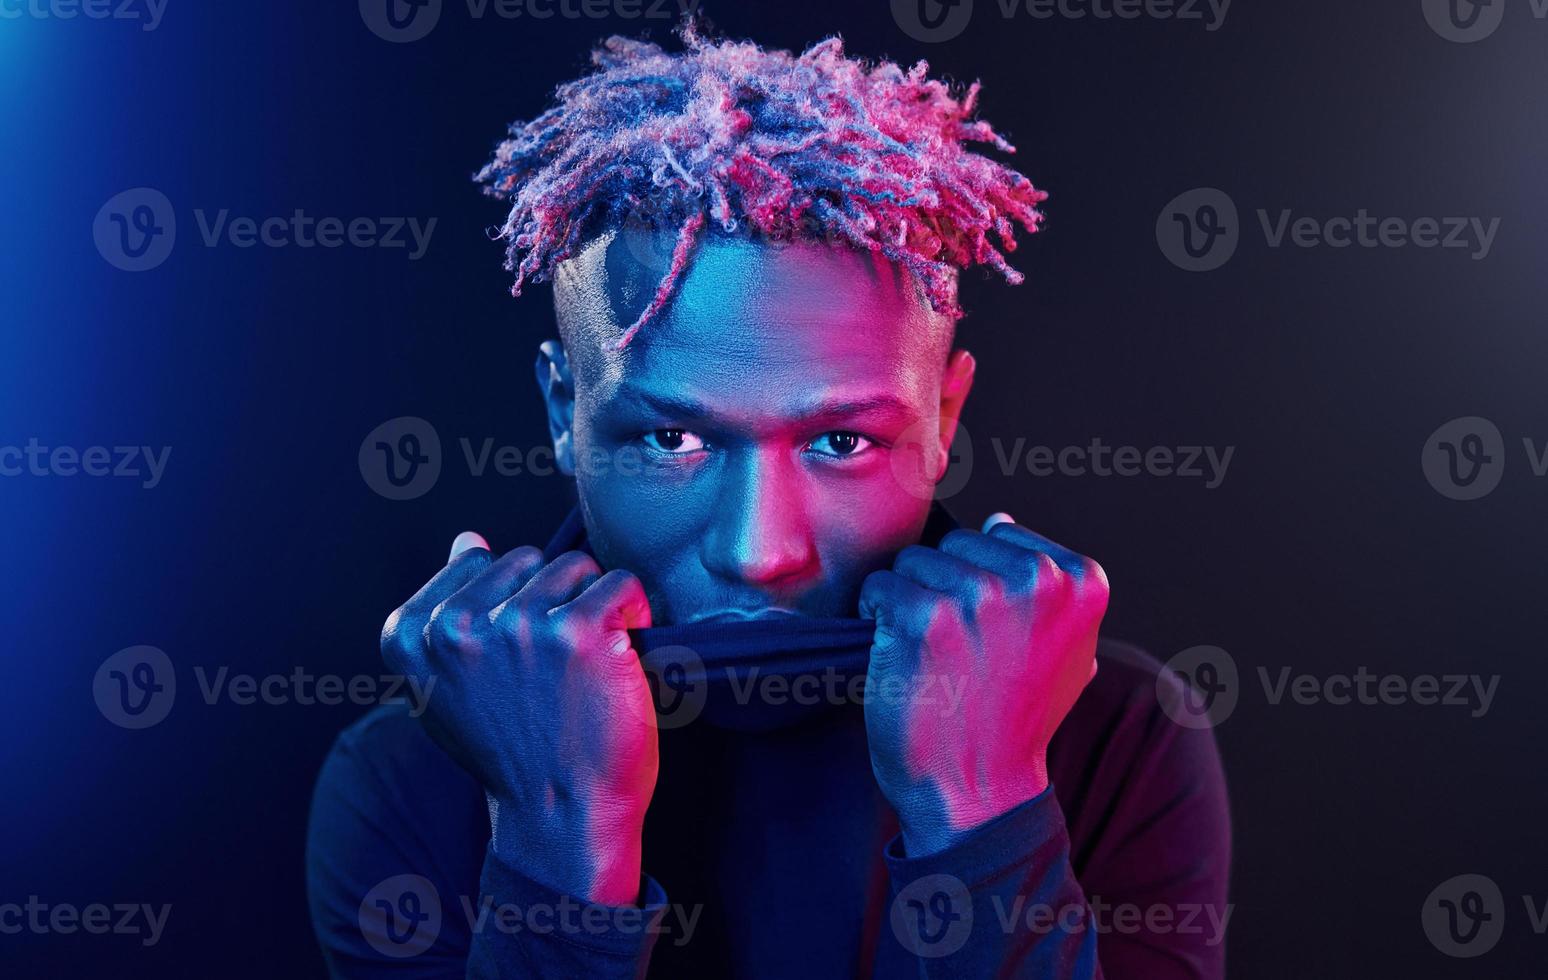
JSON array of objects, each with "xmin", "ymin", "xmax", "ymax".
[{"xmin": 553, "ymin": 231, "xmax": 953, "ymax": 419}]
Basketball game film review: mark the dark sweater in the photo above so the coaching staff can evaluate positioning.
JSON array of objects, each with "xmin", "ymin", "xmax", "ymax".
[{"xmin": 307, "ymin": 512, "xmax": 1231, "ymax": 979}]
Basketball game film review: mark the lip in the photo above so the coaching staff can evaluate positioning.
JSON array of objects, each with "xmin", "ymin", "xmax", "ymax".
[{"xmin": 687, "ymin": 608, "xmax": 804, "ymax": 625}]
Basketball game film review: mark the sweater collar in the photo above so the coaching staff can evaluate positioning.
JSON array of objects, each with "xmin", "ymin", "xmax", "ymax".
[{"xmin": 541, "ymin": 501, "xmax": 962, "ymax": 732}]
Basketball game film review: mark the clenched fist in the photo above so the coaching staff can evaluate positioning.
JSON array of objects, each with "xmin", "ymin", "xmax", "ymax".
[
  {"xmin": 860, "ymin": 514, "xmax": 1108, "ymax": 856},
  {"xmin": 380, "ymin": 532, "xmax": 657, "ymax": 906}
]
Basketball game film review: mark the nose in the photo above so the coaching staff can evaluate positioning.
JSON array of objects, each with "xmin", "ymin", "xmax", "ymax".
[{"xmin": 701, "ymin": 447, "xmax": 819, "ymax": 588}]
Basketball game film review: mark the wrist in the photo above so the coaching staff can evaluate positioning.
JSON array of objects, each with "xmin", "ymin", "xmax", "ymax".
[
  {"xmin": 487, "ymin": 794, "xmax": 646, "ymax": 907},
  {"xmin": 894, "ymin": 762, "xmax": 1050, "ymax": 857}
]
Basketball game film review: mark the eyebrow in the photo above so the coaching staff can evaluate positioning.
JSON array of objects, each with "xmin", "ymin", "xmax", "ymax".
[{"xmin": 624, "ymin": 388, "xmax": 919, "ymax": 426}]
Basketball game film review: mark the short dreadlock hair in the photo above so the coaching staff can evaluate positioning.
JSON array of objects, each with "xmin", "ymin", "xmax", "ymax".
[{"xmin": 475, "ymin": 23, "xmax": 1048, "ymax": 350}]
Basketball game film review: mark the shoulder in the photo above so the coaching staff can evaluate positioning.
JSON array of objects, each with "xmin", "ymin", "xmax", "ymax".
[
  {"xmin": 1076, "ymin": 637, "xmax": 1219, "ymax": 750},
  {"xmin": 1051, "ymin": 637, "xmax": 1231, "ymax": 871},
  {"xmin": 306, "ymin": 704, "xmax": 488, "ymax": 963},
  {"xmin": 306, "ymin": 704, "xmax": 487, "ymax": 895},
  {"xmin": 311, "ymin": 701, "xmax": 484, "ymax": 829}
]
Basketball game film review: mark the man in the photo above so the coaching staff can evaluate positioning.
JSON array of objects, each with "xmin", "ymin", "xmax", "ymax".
[{"xmin": 308, "ymin": 25, "xmax": 1230, "ymax": 978}]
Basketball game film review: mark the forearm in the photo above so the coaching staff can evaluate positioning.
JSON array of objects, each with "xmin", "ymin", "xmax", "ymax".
[{"xmin": 886, "ymin": 787, "xmax": 1103, "ymax": 979}]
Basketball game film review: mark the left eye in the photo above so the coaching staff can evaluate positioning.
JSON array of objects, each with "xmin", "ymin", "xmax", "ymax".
[
  {"xmin": 641, "ymin": 429, "xmax": 706, "ymax": 454},
  {"xmin": 807, "ymin": 431, "xmax": 873, "ymax": 458}
]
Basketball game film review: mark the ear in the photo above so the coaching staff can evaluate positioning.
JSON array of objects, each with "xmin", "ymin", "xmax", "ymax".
[
  {"xmin": 534, "ymin": 339, "xmax": 577, "ymax": 476},
  {"xmin": 935, "ymin": 349, "xmax": 976, "ymax": 481}
]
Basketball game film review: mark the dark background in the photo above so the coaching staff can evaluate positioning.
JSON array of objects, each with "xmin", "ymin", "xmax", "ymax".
[{"xmin": 3, "ymin": 0, "xmax": 1545, "ymax": 975}]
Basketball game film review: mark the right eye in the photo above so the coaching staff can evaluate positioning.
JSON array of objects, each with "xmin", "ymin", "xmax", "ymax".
[{"xmin": 641, "ymin": 429, "xmax": 706, "ymax": 455}]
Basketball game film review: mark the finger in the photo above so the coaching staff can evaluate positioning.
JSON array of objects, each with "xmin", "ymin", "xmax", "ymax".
[
  {"xmin": 382, "ymin": 545, "xmax": 493, "ymax": 670},
  {"xmin": 985, "ymin": 523, "xmax": 1105, "ymax": 597},
  {"xmin": 983, "ymin": 521, "xmax": 1085, "ymax": 573},
  {"xmin": 891, "ymin": 544, "xmax": 988, "ymax": 598},
  {"xmin": 445, "ymin": 546, "xmax": 546, "ymax": 614},
  {"xmin": 449, "ymin": 530, "xmax": 491, "ymax": 562},
  {"xmin": 981, "ymin": 511, "xmax": 1016, "ymax": 533},
  {"xmin": 859, "ymin": 569, "xmax": 937, "ymax": 663},
  {"xmin": 938, "ymin": 527, "xmax": 1061, "ymax": 585},
  {"xmin": 554, "ymin": 569, "xmax": 653, "ymax": 659},
  {"xmin": 492, "ymin": 551, "xmax": 600, "ymax": 634}
]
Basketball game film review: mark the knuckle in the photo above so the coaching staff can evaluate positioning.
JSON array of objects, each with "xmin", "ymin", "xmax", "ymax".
[
  {"xmin": 554, "ymin": 550, "xmax": 602, "ymax": 577},
  {"xmin": 509, "ymin": 546, "xmax": 547, "ymax": 579},
  {"xmin": 543, "ymin": 604, "xmax": 593, "ymax": 651},
  {"xmin": 892, "ymin": 544, "xmax": 934, "ymax": 571},
  {"xmin": 1084, "ymin": 557, "xmax": 1110, "ymax": 592},
  {"xmin": 380, "ymin": 608, "xmax": 419, "ymax": 664},
  {"xmin": 939, "ymin": 528, "xmax": 978, "ymax": 554},
  {"xmin": 860, "ymin": 567, "xmax": 890, "ymax": 602},
  {"xmin": 545, "ymin": 606, "xmax": 578, "ymax": 646},
  {"xmin": 894, "ymin": 593, "xmax": 936, "ymax": 637},
  {"xmin": 425, "ymin": 601, "xmax": 472, "ymax": 650},
  {"xmin": 965, "ymin": 569, "xmax": 1005, "ymax": 608},
  {"xmin": 487, "ymin": 599, "xmax": 515, "ymax": 635}
]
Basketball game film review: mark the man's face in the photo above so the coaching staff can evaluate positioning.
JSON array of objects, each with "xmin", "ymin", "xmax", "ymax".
[{"xmin": 540, "ymin": 230, "xmax": 975, "ymax": 626}]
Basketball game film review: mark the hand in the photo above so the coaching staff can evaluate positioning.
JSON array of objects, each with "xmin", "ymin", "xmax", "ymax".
[
  {"xmin": 380, "ymin": 532, "xmax": 657, "ymax": 906},
  {"xmin": 860, "ymin": 513, "xmax": 1108, "ymax": 856}
]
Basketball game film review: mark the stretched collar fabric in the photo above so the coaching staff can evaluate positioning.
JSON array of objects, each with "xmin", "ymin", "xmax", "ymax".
[{"xmin": 541, "ymin": 502, "xmax": 962, "ymax": 731}]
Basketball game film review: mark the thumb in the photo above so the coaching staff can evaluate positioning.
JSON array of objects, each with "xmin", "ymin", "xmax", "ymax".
[
  {"xmin": 981, "ymin": 511, "xmax": 1015, "ymax": 533},
  {"xmin": 568, "ymin": 569, "xmax": 653, "ymax": 657},
  {"xmin": 858, "ymin": 569, "xmax": 907, "ymax": 667},
  {"xmin": 449, "ymin": 530, "xmax": 491, "ymax": 563}
]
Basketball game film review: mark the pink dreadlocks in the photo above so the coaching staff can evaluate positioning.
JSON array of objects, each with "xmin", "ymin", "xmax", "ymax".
[{"xmin": 475, "ymin": 23, "xmax": 1048, "ymax": 350}]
